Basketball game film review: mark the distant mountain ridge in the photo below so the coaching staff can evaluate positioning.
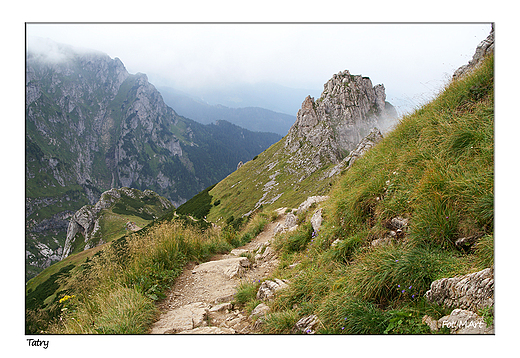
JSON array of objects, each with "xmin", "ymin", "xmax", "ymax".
[
  {"xmin": 25, "ymin": 38, "xmax": 281, "ymax": 280},
  {"xmin": 158, "ymin": 87, "xmax": 296, "ymax": 136}
]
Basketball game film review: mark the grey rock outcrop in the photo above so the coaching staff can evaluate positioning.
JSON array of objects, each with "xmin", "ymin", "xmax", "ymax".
[
  {"xmin": 327, "ymin": 128, "xmax": 383, "ymax": 177},
  {"xmin": 297, "ymin": 196, "xmax": 329, "ymax": 215},
  {"xmin": 284, "ymin": 70, "xmax": 396, "ymax": 179},
  {"xmin": 311, "ymin": 208, "xmax": 324, "ymax": 232},
  {"xmin": 453, "ymin": 24, "xmax": 494, "ymax": 80},
  {"xmin": 424, "ymin": 267, "xmax": 494, "ymax": 313},
  {"xmin": 257, "ymin": 279, "xmax": 289, "ymax": 300},
  {"xmin": 292, "ymin": 315, "xmax": 320, "ymax": 334},
  {"xmin": 284, "ymin": 213, "xmax": 298, "ymax": 230},
  {"xmin": 62, "ymin": 187, "xmax": 173, "ymax": 259}
]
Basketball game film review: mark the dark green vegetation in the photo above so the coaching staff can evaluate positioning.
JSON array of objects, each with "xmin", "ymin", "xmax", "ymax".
[
  {"xmin": 25, "ymin": 42, "xmax": 280, "ymax": 280},
  {"xmin": 176, "ymin": 184, "xmax": 216, "ymax": 220}
]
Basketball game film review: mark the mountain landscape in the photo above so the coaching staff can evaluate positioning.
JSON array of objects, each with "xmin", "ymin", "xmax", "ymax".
[
  {"xmin": 158, "ymin": 86, "xmax": 296, "ymax": 136},
  {"xmin": 25, "ymin": 27, "xmax": 494, "ymax": 336},
  {"xmin": 25, "ymin": 38, "xmax": 281, "ymax": 280}
]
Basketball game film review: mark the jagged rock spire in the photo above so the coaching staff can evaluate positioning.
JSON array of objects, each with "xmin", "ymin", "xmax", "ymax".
[{"xmin": 284, "ymin": 70, "xmax": 396, "ymax": 178}]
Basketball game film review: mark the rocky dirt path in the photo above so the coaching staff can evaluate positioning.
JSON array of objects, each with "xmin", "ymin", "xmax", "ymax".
[{"xmin": 149, "ymin": 209, "xmax": 287, "ymax": 334}]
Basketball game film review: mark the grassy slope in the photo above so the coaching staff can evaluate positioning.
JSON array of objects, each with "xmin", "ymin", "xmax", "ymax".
[
  {"xmin": 206, "ymin": 135, "xmax": 335, "ymax": 224},
  {"xmin": 26, "ymin": 189, "xmax": 172, "ymax": 294},
  {"xmin": 260, "ymin": 54, "xmax": 494, "ymax": 334}
]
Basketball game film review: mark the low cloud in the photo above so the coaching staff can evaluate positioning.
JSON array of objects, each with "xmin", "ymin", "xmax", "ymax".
[{"xmin": 27, "ymin": 36, "xmax": 100, "ymax": 63}]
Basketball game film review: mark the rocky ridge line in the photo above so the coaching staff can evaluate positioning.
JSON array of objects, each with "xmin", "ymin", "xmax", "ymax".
[{"xmin": 453, "ymin": 24, "xmax": 495, "ymax": 80}]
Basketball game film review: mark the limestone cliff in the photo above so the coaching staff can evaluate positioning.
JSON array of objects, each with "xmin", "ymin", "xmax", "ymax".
[
  {"xmin": 284, "ymin": 70, "xmax": 396, "ymax": 179},
  {"xmin": 62, "ymin": 187, "xmax": 173, "ymax": 259}
]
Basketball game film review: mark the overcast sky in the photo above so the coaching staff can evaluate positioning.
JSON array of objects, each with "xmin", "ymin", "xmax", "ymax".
[{"xmin": 27, "ymin": 23, "xmax": 491, "ymax": 115}]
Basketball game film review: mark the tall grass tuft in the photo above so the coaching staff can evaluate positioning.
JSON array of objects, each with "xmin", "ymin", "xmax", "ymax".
[
  {"xmin": 319, "ymin": 294, "xmax": 388, "ymax": 334},
  {"xmin": 274, "ymin": 221, "xmax": 314, "ymax": 254},
  {"xmin": 261, "ymin": 310, "xmax": 300, "ymax": 334},
  {"xmin": 50, "ymin": 283, "xmax": 158, "ymax": 334},
  {"xmin": 475, "ymin": 234, "xmax": 494, "ymax": 268}
]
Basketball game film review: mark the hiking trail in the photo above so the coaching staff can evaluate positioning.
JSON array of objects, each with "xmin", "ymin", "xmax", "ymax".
[{"xmin": 150, "ymin": 208, "xmax": 287, "ymax": 334}]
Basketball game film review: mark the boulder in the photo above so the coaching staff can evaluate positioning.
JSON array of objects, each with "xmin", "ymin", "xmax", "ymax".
[
  {"xmin": 250, "ymin": 303, "xmax": 270, "ymax": 318},
  {"xmin": 311, "ymin": 208, "xmax": 323, "ymax": 232},
  {"xmin": 292, "ymin": 315, "xmax": 319, "ymax": 334},
  {"xmin": 273, "ymin": 223, "xmax": 285, "ymax": 236},
  {"xmin": 257, "ymin": 279, "xmax": 289, "ymax": 300},
  {"xmin": 425, "ymin": 267, "xmax": 494, "ymax": 312},
  {"xmin": 151, "ymin": 302, "xmax": 209, "ymax": 334},
  {"xmin": 192, "ymin": 257, "xmax": 251, "ymax": 279},
  {"xmin": 284, "ymin": 213, "xmax": 298, "ymax": 229}
]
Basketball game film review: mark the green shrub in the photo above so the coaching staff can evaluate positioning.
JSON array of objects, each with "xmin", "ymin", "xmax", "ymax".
[{"xmin": 176, "ymin": 183, "xmax": 217, "ymax": 219}]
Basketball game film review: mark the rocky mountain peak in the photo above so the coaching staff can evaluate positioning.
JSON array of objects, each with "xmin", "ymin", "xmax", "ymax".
[{"xmin": 284, "ymin": 70, "xmax": 396, "ymax": 177}]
